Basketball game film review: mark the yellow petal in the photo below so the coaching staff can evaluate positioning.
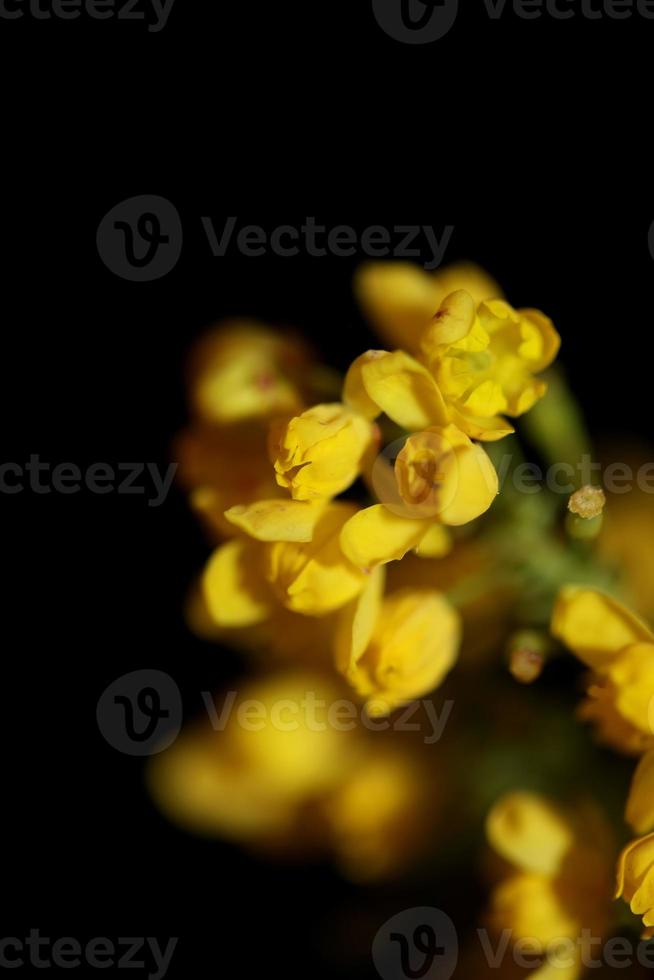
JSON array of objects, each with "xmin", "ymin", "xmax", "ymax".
[
  {"xmin": 266, "ymin": 502, "xmax": 368, "ymax": 615},
  {"xmin": 551, "ymin": 587, "xmax": 654, "ymax": 670},
  {"xmin": 342, "ymin": 351, "xmax": 385, "ymax": 420},
  {"xmin": 334, "ymin": 565, "xmax": 386, "ymax": 676},
  {"xmin": 348, "ymin": 588, "xmax": 460, "ymax": 714},
  {"xmin": 519, "ymin": 308, "xmax": 562, "ymax": 372},
  {"xmin": 448, "ymin": 405, "xmax": 515, "ymax": 442},
  {"xmin": 202, "ymin": 538, "xmax": 272, "ymax": 627},
  {"xmin": 359, "ymin": 350, "xmax": 448, "ymax": 431},
  {"xmin": 627, "ymin": 750, "xmax": 654, "ymax": 835},
  {"xmin": 486, "ymin": 792, "xmax": 574, "ymax": 876},
  {"xmin": 420, "ymin": 289, "xmax": 481, "ymax": 352},
  {"xmin": 608, "ymin": 642, "xmax": 654, "ymax": 735},
  {"xmin": 340, "ymin": 504, "xmax": 431, "ymax": 570},
  {"xmin": 355, "ymin": 261, "xmax": 502, "ymax": 354},
  {"xmin": 414, "ymin": 524, "xmax": 452, "ymax": 558},
  {"xmin": 224, "ymin": 499, "xmax": 327, "ymax": 542}
]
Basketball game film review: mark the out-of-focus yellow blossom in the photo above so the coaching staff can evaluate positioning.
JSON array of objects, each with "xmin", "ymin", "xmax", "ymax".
[
  {"xmin": 485, "ymin": 792, "xmax": 613, "ymax": 980},
  {"xmin": 615, "ymin": 833, "xmax": 654, "ymax": 940},
  {"xmin": 148, "ymin": 673, "xmax": 360, "ymax": 845},
  {"xmin": 355, "ymin": 261, "xmax": 503, "ymax": 354},
  {"xmin": 339, "ymin": 424, "xmax": 497, "ymax": 570},
  {"xmin": 148, "ymin": 671, "xmax": 436, "ymax": 880},
  {"xmin": 203, "ymin": 501, "xmax": 369, "ymax": 622},
  {"xmin": 268, "ymin": 403, "xmax": 377, "ymax": 501},
  {"xmin": 335, "ymin": 567, "xmax": 460, "ymax": 714},
  {"xmin": 324, "ymin": 747, "xmax": 432, "ymax": 881},
  {"xmin": 596, "ymin": 467, "xmax": 654, "ymax": 621},
  {"xmin": 175, "ymin": 423, "xmax": 282, "ymax": 539},
  {"xmin": 187, "ymin": 319, "xmax": 310, "ymax": 425},
  {"xmin": 420, "ymin": 290, "xmax": 560, "ymax": 441},
  {"xmin": 552, "ymin": 587, "xmax": 654, "ymax": 754},
  {"xmin": 626, "ymin": 749, "xmax": 654, "ymax": 835}
]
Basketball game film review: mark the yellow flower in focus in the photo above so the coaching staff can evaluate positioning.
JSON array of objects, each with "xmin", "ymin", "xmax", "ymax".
[
  {"xmin": 187, "ymin": 320, "xmax": 309, "ymax": 425},
  {"xmin": 552, "ymin": 587, "xmax": 654, "ymax": 754},
  {"xmin": 420, "ymin": 290, "xmax": 560, "ymax": 441},
  {"xmin": 616, "ymin": 833, "xmax": 654, "ymax": 940},
  {"xmin": 269, "ymin": 403, "xmax": 377, "ymax": 501},
  {"xmin": 355, "ymin": 261, "xmax": 503, "ymax": 354},
  {"xmin": 265, "ymin": 502, "xmax": 369, "ymax": 614},
  {"xmin": 485, "ymin": 792, "xmax": 613, "ymax": 978},
  {"xmin": 626, "ymin": 750, "xmax": 654, "ymax": 835},
  {"xmin": 203, "ymin": 500, "xmax": 369, "ymax": 622},
  {"xmin": 339, "ymin": 424, "xmax": 497, "ymax": 570},
  {"xmin": 335, "ymin": 567, "xmax": 460, "ymax": 714}
]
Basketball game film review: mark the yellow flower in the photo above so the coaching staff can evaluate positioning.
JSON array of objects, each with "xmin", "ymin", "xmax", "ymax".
[
  {"xmin": 626, "ymin": 750, "xmax": 654, "ymax": 835},
  {"xmin": 324, "ymin": 747, "xmax": 432, "ymax": 881},
  {"xmin": 551, "ymin": 587, "xmax": 654, "ymax": 754},
  {"xmin": 344, "ymin": 290, "xmax": 559, "ymax": 443},
  {"xmin": 148, "ymin": 671, "xmax": 437, "ymax": 880},
  {"xmin": 615, "ymin": 833, "xmax": 654, "ymax": 939},
  {"xmin": 485, "ymin": 792, "xmax": 613, "ymax": 977},
  {"xmin": 339, "ymin": 424, "xmax": 498, "ymax": 570},
  {"xmin": 335, "ymin": 566, "xmax": 460, "ymax": 714},
  {"xmin": 147, "ymin": 672, "xmax": 360, "ymax": 845},
  {"xmin": 203, "ymin": 500, "xmax": 369, "ymax": 622},
  {"xmin": 175, "ymin": 423, "xmax": 283, "ymax": 540},
  {"xmin": 355, "ymin": 260, "xmax": 503, "ymax": 355},
  {"xmin": 420, "ymin": 290, "xmax": 560, "ymax": 441},
  {"xmin": 269, "ymin": 402, "xmax": 376, "ymax": 501},
  {"xmin": 187, "ymin": 319, "xmax": 309, "ymax": 424}
]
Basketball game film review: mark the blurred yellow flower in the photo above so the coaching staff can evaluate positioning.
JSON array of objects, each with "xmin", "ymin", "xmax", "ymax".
[
  {"xmin": 355, "ymin": 261, "xmax": 503, "ymax": 354},
  {"xmin": 148, "ymin": 671, "xmax": 436, "ymax": 880},
  {"xmin": 269, "ymin": 402, "xmax": 377, "ymax": 501},
  {"xmin": 485, "ymin": 792, "xmax": 613, "ymax": 978},
  {"xmin": 335, "ymin": 567, "xmax": 460, "ymax": 714},
  {"xmin": 339, "ymin": 424, "xmax": 497, "ymax": 570},
  {"xmin": 552, "ymin": 587, "xmax": 654, "ymax": 754},
  {"xmin": 148, "ymin": 672, "xmax": 359, "ymax": 845},
  {"xmin": 615, "ymin": 833, "xmax": 654, "ymax": 940},
  {"xmin": 175, "ymin": 423, "xmax": 282, "ymax": 539},
  {"xmin": 626, "ymin": 750, "xmax": 654, "ymax": 835},
  {"xmin": 420, "ymin": 290, "xmax": 560, "ymax": 441},
  {"xmin": 187, "ymin": 319, "xmax": 309, "ymax": 425}
]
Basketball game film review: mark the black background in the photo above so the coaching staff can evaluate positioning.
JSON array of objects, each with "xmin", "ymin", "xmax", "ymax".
[{"xmin": 1, "ymin": 1, "xmax": 653, "ymax": 978}]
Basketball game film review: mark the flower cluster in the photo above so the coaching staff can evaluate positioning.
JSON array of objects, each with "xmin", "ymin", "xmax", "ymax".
[{"xmin": 150, "ymin": 257, "xmax": 654, "ymax": 945}]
